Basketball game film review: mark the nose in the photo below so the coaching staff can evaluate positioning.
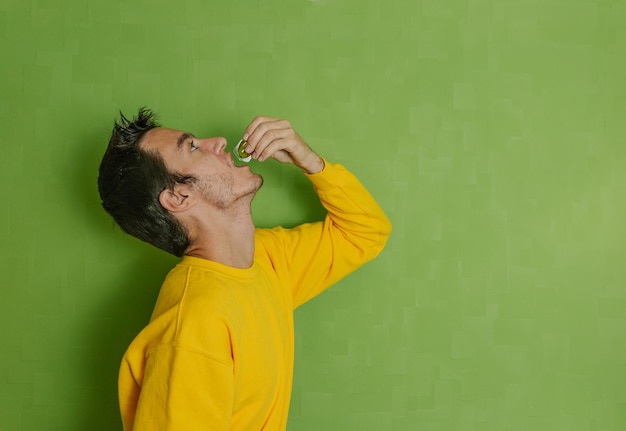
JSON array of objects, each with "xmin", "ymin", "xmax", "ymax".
[{"xmin": 201, "ymin": 137, "xmax": 227, "ymax": 153}]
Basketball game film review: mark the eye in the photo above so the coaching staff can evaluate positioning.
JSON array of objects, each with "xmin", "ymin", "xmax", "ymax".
[{"xmin": 189, "ymin": 141, "xmax": 198, "ymax": 152}]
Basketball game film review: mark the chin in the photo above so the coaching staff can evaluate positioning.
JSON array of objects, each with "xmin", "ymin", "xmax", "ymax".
[
  {"xmin": 242, "ymin": 174, "xmax": 263, "ymax": 198},
  {"xmin": 253, "ymin": 174, "xmax": 264, "ymax": 191}
]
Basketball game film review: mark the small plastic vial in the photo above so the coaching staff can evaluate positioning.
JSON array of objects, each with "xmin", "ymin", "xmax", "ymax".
[{"xmin": 233, "ymin": 139, "xmax": 252, "ymax": 163}]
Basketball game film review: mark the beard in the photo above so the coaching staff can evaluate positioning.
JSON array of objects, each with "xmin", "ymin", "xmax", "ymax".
[{"xmin": 195, "ymin": 171, "xmax": 263, "ymax": 210}]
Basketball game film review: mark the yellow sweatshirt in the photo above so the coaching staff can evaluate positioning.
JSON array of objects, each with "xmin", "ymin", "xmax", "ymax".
[{"xmin": 118, "ymin": 162, "xmax": 392, "ymax": 430}]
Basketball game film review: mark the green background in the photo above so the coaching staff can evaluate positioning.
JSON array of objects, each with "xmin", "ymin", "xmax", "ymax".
[{"xmin": 1, "ymin": 0, "xmax": 625, "ymax": 429}]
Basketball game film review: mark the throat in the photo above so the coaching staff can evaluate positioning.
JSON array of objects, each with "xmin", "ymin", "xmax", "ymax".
[{"xmin": 185, "ymin": 219, "xmax": 256, "ymax": 269}]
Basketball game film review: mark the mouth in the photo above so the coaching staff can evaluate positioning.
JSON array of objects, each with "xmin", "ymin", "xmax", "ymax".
[{"xmin": 229, "ymin": 153, "xmax": 249, "ymax": 169}]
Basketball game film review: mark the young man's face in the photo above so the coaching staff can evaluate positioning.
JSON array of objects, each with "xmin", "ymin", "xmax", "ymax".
[{"xmin": 140, "ymin": 127, "xmax": 263, "ymax": 209}]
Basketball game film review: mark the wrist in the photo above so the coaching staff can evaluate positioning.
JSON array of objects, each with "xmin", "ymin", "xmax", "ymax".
[{"xmin": 300, "ymin": 155, "xmax": 325, "ymax": 175}]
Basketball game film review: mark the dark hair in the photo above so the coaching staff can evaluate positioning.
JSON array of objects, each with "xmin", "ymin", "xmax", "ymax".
[{"xmin": 97, "ymin": 107, "xmax": 192, "ymax": 256}]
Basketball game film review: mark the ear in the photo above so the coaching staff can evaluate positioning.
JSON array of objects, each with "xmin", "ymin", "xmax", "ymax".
[{"xmin": 159, "ymin": 184, "xmax": 195, "ymax": 213}]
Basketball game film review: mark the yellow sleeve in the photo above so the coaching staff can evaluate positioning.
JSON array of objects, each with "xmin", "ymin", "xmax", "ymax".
[
  {"xmin": 258, "ymin": 161, "xmax": 392, "ymax": 308},
  {"xmin": 130, "ymin": 346, "xmax": 233, "ymax": 431}
]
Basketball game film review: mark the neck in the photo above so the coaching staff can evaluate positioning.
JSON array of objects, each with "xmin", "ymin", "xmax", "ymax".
[{"xmin": 183, "ymin": 204, "xmax": 256, "ymax": 269}]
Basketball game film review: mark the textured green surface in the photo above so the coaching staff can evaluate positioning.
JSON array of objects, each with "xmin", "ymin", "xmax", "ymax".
[{"xmin": 1, "ymin": 0, "xmax": 625, "ymax": 430}]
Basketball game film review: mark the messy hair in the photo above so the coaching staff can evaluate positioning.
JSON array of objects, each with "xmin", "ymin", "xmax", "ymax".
[{"xmin": 97, "ymin": 107, "xmax": 192, "ymax": 256}]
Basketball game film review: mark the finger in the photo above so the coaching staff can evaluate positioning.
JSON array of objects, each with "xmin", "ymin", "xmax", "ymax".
[
  {"xmin": 248, "ymin": 119, "xmax": 291, "ymax": 146},
  {"xmin": 242, "ymin": 117, "xmax": 281, "ymax": 156},
  {"xmin": 257, "ymin": 137, "xmax": 294, "ymax": 163},
  {"xmin": 246, "ymin": 119, "xmax": 293, "ymax": 155},
  {"xmin": 242, "ymin": 116, "xmax": 279, "ymax": 142},
  {"xmin": 251, "ymin": 128, "xmax": 293, "ymax": 160}
]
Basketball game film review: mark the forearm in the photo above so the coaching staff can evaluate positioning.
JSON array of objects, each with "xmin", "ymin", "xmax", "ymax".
[
  {"xmin": 259, "ymin": 160, "xmax": 391, "ymax": 307},
  {"xmin": 307, "ymin": 161, "xmax": 392, "ymax": 262}
]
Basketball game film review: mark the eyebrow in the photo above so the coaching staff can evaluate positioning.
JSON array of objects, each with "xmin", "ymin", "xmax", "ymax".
[{"xmin": 176, "ymin": 132, "xmax": 194, "ymax": 151}]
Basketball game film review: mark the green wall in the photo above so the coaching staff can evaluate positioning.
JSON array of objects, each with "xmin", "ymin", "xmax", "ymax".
[{"xmin": 1, "ymin": 0, "xmax": 625, "ymax": 429}]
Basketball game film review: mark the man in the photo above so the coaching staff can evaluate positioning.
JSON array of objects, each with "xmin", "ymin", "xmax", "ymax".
[{"xmin": 97, "ymin": 108, "xmax": 392, "ymax": 430}]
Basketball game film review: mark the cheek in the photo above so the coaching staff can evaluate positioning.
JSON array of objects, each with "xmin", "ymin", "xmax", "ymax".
[{"xmin": 196, "ymin": 172, "xmax": 236, "ymax": 207}]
